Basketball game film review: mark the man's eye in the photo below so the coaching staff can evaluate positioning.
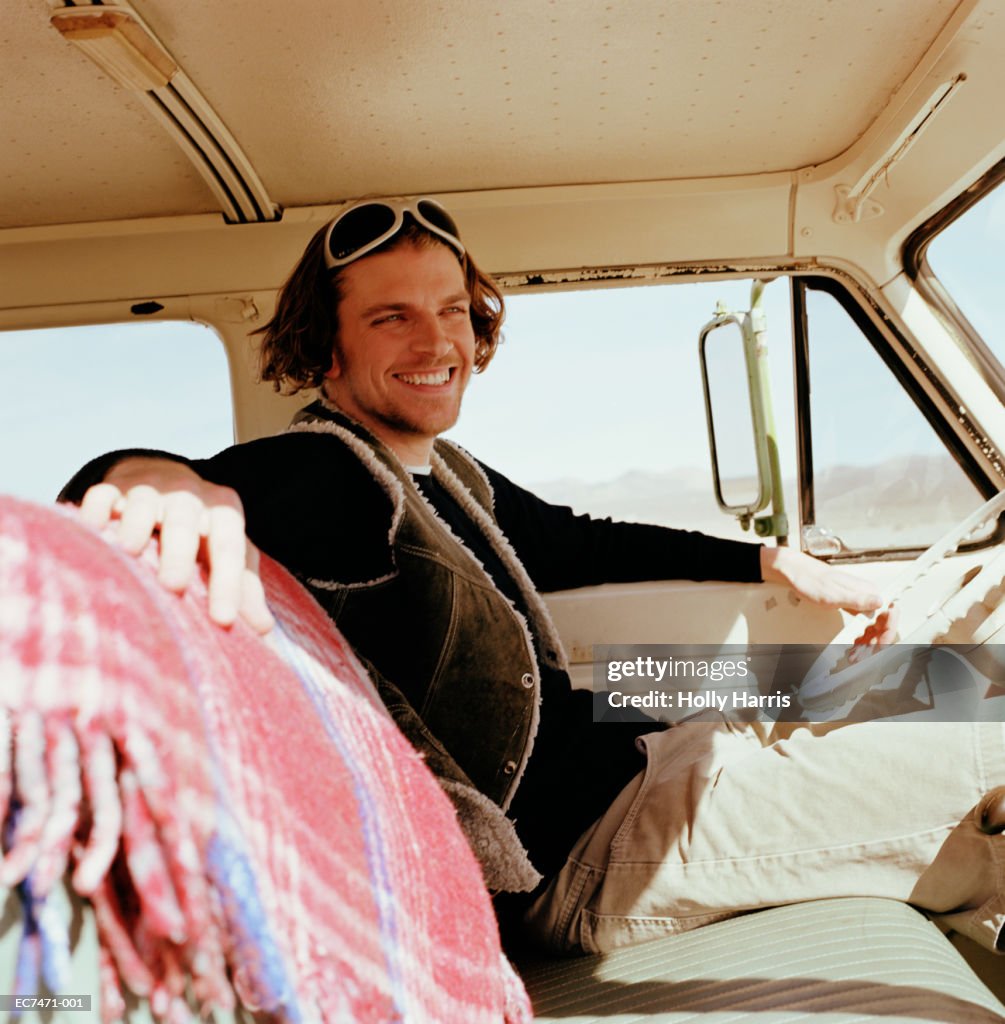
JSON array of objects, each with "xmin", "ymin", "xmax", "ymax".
[
  {"xmin": 374, "ymin": 313, "xmax": 404, "ymax": 325},
  {"xmin": 443, "ymin": 306, "xmax": 468, "ymax": 315}
]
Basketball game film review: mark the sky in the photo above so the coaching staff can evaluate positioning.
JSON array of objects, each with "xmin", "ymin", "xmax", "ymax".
[
  {"xmin": 0, "ymin": 322, "xmax": 234, "ymax": 503},
  {"xmin": 927, "ymin": 183, "xmax": 1004, "ymax": 355},
  {"xmin": 450, "ymin": 276, "xmax": 795, "ymax": 489},
  {"xmin": 0, "ymin": 186, "xmax": 1000, "ymax": 511}
]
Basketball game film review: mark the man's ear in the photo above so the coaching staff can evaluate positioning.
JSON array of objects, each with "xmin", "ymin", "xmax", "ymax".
[{"xmin": 323, "ymin": 345, "xmax": 342, "ymax": 381}]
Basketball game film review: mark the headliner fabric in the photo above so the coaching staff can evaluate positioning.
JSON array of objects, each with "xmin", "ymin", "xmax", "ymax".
[
  {"xmin": 0, "ymin": 495, "xmax": 532, "ymax": 1024},
  {"xmin": 520, "ymin": 897, "xmax": 1005, "ymax": 1023}
]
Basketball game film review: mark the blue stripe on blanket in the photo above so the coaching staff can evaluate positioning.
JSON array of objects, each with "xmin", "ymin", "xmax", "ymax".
[
  {"xmin": 207, "ymin": 822, "xmax": 302, "ymax": 1021},
  {"xmin": 268, "ymin": 622, "xmax": 408, "ymax": 1022}
]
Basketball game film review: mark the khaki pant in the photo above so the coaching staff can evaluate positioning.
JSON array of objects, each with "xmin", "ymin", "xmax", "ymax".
[{"xmin": 524, "ymin": 719, "xmax": 1005, "ymax": 954}]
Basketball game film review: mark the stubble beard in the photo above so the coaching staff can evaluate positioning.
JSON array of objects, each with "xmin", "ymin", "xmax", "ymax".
[{"xmin": 378, "ymin": 392, "xmax": 464, "ymax": 441}]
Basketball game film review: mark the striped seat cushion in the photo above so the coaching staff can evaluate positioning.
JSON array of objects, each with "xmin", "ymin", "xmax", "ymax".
[{"xmin": 519, "ymin": 897, "xmax": 1005, "ymax": 1022}]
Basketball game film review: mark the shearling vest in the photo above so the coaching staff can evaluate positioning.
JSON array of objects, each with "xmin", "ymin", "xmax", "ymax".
[{"xmin": 288, "ymin": 401, "xmax": 569, "ymax": 812}]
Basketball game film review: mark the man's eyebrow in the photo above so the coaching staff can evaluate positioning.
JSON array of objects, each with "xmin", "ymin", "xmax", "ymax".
[
  {"xmin": 358, "ymin": 293, "xmax": 470, "ymax": 318},
  {"xmin": 359, "ymin": 302, "xmax": 408, "ymax": 318}
]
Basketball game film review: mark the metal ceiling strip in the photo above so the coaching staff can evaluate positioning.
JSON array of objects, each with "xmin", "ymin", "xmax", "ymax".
[
  {"xmin": 152, "ymin": 84, "xmax": 263, "ymax": 222},
  {"xmin": 167, "ymin": 73, "xmax": 277, "ymax": 222},
  {"xmin": 134, "ymin": 91, "xmax": 246, "ymax": 223}
]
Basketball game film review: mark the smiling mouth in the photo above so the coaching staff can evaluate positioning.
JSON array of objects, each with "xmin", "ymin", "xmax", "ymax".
[{"xmin": 394, "ymin": 368, "xmax": 454, "ymax": 386}]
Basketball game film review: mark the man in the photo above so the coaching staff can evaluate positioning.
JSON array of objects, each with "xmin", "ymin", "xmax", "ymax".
[{"xmin": 62, "ymin": 198, "xmax": 1003, "ymax": 955}]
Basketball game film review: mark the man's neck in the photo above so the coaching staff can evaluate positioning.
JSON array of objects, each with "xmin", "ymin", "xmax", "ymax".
[
  {"xmin": 382, "ymin": 434, "xmax": 435, "ymax": 467},
  {"xmin": 317, "ymin": 391, "xmax": 436, "ymax": 467}
]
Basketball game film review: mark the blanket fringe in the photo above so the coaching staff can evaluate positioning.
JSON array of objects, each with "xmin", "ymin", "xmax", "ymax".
[{"xmin": 1, "ymin": 709, "xmax": 235, "ymax": 1022}]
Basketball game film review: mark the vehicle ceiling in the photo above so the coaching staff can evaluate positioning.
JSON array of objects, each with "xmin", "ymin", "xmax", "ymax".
[{"xmin": 1, "ymin": 0, "xmax": 979, "ymax": 229}]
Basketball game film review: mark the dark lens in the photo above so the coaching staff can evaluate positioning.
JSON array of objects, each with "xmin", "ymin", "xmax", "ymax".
[
  {"xmin": 329, "ymin": 204, "xmax": 397, "ymax": 261},
  {"xmin": 416, "ymin": 199, "xmax": 461, "ymax": 241}
]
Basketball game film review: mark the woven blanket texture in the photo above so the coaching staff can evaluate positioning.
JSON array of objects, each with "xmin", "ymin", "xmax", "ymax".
[{"xmin": 0, "ymin": 495, "xmax": 533, "ymax": 1024}]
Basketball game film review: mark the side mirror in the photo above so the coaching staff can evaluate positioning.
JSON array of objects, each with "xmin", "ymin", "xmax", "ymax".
[{"xmin": 698, "ymin": 280, "xmax": 788, "ymax": 539}]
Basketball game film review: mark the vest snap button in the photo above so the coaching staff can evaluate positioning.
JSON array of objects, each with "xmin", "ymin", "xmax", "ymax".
[
  {"xmin": 520, "ymin": 672, "xmax": 534, "ymax": 688},
  {"xmin": 502, "ymin": 760, "xmax": 517, "ymax": 775}
]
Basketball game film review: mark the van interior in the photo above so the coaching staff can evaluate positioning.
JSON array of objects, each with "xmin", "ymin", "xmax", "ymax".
[{"xmin": 2, "ymin": 1, "xmax": 1005, "ymax": 1020}]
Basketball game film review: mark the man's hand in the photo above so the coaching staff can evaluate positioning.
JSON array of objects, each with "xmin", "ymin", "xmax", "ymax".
[
  {"xmin": 760, "ymin": 545, "xmax": 898, "ymax": 648},
  {"xmin": 78, "ymin": 457, "xmax": 274, "ymax": 634}
]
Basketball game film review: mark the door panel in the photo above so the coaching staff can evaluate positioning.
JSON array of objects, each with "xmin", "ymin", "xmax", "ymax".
[{"xmin": 545, "ymin": 549, "xmax": 991, "ymax": 691}]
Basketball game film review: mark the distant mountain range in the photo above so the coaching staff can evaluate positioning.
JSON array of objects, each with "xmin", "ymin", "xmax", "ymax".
[{"xmin": 527, "ymin": 453, "xmax": 987, "ymax": 546}]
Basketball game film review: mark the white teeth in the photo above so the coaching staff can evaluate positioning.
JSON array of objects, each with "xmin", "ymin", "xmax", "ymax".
[{"xmin": 396, "ymin": 370, "xmax": 450, "ymax": 385}]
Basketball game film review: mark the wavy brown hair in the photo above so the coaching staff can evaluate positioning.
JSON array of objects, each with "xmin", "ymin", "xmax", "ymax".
[{"xmin": 257, "ymin": 219, "xmax": 505, "ymax": 394}]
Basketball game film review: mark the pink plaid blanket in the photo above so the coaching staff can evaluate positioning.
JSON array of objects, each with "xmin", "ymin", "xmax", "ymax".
[{"xmin": 0, "ymin": 496, "xmax": 532, "ymax": 1023}]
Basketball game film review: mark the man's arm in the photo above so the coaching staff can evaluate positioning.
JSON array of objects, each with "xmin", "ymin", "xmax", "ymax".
[
  {"xmin": 479, "ymin": 459, "xmax": 762, "ymax": 587},
  {"xmin": 61, "ymin": 434, "xmax": 399, "ymax": 634},
  {"xmin": 68, "ymin": 453, "xmax": 275, "ymax": 633},
  {"xmin": 479, "ymin": 460, "xmax": 896, "ymax": 639}
]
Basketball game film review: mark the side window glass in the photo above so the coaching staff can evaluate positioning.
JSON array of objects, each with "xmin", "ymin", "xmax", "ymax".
[
  {"xmin": 804, "ymin": 286, "xmax": 985, "ymax": 551},
  {"xmin": 926, "ymin": 178, "xmax": 1004, "ymax": 363},
  {"xmin": 1, "ymin": 322, "xmax": 233, "ymax": 503},
  {"xmin": 452, "ymin": 278, "xmax": 796, "ymax": 543}
]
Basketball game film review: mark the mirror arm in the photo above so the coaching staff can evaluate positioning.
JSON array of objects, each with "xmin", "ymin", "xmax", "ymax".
[{"xmin": 747, "ymin": 281, "xmax": 789, "ymax": 542}]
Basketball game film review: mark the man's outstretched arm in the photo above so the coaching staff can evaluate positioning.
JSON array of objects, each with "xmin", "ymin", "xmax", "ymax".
[
  {"xmin": 65, "ymin": 454, "xmax": 274, "ymax": 634},
  {"xmin": 60, "ymin": 433, "xmax": 396, "ymax": 634},
  {"xmin": 477, "ymin": 458, "xmax": 898, "ymax": 643}
]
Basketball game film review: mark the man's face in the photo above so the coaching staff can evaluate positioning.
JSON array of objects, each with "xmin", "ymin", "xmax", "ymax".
[{"xmin": 323, "ymin": 241, "xmax": 476, "ymax": 464}]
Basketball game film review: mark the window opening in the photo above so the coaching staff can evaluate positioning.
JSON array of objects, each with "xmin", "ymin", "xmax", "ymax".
[
  {"xmin": 1, "ymin": 321, "xmax": 233, "ymax": 504},
  {"xmin": 451, "ymin": 278, "xmax": 796, "ymax": 544},
  {"xmin": 926, "ymin": 176, "xmax": 1005, "ymax": 368},
  {"xmin": 800, "ymin": 283, "xmax": 987, "ymax": 553}
]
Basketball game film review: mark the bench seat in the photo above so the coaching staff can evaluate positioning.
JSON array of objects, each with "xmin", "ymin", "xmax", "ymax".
[{"xmin": 520, "ymin": 898, "xmax": 1005, "ymax": 1023}]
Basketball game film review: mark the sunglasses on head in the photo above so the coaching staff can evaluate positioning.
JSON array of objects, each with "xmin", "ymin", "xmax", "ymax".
[{"xmin": 322, "ymin": 198, "xmax": 466, "ymax": 271}]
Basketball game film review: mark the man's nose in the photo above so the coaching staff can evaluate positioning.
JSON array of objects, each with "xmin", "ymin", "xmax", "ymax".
[{"xmin": 410, "ymin": 313, "xmax": 452, "ymax": 356}]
